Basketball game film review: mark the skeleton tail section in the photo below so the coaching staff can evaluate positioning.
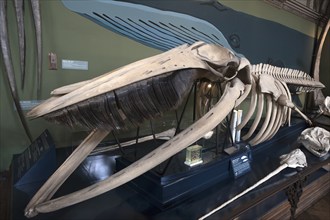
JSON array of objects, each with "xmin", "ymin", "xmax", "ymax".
[
  {"xmin": 44, "ymin": 69, "xmax": 199, "ymax": 130},
  {"xmin": 251, "ymin": 63, "xmax": 325, "ymax": 93}
]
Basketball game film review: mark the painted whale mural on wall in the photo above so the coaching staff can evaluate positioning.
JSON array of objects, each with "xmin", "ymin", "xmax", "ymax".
[{"xmin": 62, "ymin": 0, "xmax": 315, "ymax": 72}]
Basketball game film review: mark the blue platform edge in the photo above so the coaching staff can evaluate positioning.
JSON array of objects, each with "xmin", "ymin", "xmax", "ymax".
[{"xmin": 116, "ymin": 119, "xmax": 308, "ymax": 208}]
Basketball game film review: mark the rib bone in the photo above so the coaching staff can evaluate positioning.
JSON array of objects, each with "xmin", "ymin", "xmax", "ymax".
[
  {"xmin": 279, "ymin": 81, "xmax": 292, "ymax": 126},
  {"xmin": 249, "ymin": 94, "xmax": 272, "ymax": 145},
  {"xmin": 254, "ymin": 100, "xmax": 278, "ymax": 145},
  {"xmin": 242, "ymin": 91, "xmax": 263, "ymax": 140},
  {"xmin": 236, "ymin": 76, "xmax": 257, "ymax": 131},
  {"xmin": 267, "ymin": 105, "xmax": 284, "ymax": 140}
]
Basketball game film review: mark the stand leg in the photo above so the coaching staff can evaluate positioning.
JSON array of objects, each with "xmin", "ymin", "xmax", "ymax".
[{"xmin": 285, "ymin": 175, "xmax": 307, "ymax": 219}]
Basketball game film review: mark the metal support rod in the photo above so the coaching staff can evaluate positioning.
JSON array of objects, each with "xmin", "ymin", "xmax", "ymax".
[
  {"xmin": 111, "ymin": 131, "xmax": 125, "ymax": 155},
  {"xmin": 215, "ymin": 82, "xmax": 221, "ymax": 154},
  {"xmin": 134, "ymin": 126, "xmax": 140, "ymax": 159},
  {"xmin": 150, "ymin": 120, "xmax": 156, "ymax": 141},
  {"xmin": 175, "ymin": 84, "xmax": 195, "ymax": 135},
  {"xmin": 219, "ymin": 83, "xmax": 235, "ymax": 149},
  {"xmin": 161, "ymin": 83, "xmax": 196, "ymax": 175},
  {"xmin": 193, "ymin": 81, "xmax": 197, "ymax": 122}
]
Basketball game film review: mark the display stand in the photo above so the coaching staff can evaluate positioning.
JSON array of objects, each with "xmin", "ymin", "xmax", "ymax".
[
  {"xmin": 115, "ymin": 119, "xmax": 307, "ymax": 208},
  {"xmin": 10, "ymin": 119, "xmax": 330, "ymax": 220}
]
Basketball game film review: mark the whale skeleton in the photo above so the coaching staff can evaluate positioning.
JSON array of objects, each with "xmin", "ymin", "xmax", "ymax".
[{"xmin": 24, "ymin": 42, "xmax": 324, "ymax": 217}]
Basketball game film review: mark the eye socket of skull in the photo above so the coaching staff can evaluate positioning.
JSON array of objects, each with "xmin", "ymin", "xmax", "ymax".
[{"xmin": 223, "ymin": 61, "xmax": 239, "ymax": 80}]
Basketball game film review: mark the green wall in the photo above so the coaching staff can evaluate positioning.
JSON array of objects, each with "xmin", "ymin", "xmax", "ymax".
[{"xmin": 0, "ymin": 0, "xmax": 329, "ymax": 171}]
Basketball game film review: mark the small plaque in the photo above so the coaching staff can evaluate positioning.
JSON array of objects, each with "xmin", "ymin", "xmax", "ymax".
[
  {"xmin": 185, "ymin": 145, "xmax": 203, "ymax": 167},
  {"xmin": 62, "ymin": 59, "xmax": 88, "ymax": 70},
  {"xmin": 230, "ymin": 152, "xmax": 251, "ymax": 178}
]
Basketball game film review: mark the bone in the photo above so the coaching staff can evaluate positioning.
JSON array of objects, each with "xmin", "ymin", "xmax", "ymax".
[
  {"xmin": 255, "ymin": 63, "xmax": 260, "ymax": 75},
  {"xmin": 262, "ymin": 63, "xmax": 266, "ymax": 74},
  {"xmin": 26, "ymin": 78, "xmax": 245, "ymax": 216},
  {"xmin": 51, "ymin": 79, "xmax": 93, "ymax": 95},
  {"xmin": 27, "ymin": 42, "xmax": 230, "ymax": 119},
  {"xmin": 278, "ymin": 81, "xmax": 292, "ymax": 126},
  {"xmin": 294, "ymin": 69, "xmax": 298, "ymax": 77},
  {"xmin": 249, "ymin": 94, "xmax": 273, "ymax": 146},
  {"xmin": 310, "ymin": 20, "xmax": 329, "ymax": 108},
  {"xmin": 279, "ymin": 149, "xmax": 308, "ymax": 168},
  {"xmin": 268, "ymin": 65, "xmax": 273, "ymax": 77},
  {"xmin": 90, "ymin": 128, "xmax": 176, "ymax": 155},
  {"xmin": 242, "ymin": 91, "xmax": 264, "ymax": 141},
  {"xmin": 319, "ymin": 96, "xmax": 330, "ymax": 116},
  {"xmin": 298, "ymin": 127, "xmax": 330, "ymax": 157},
  {"xmin": 265, "ymin": 64, "xmax": 269, "ymax": 74},
  {"xmin": 279, "ymin": 67, "xmax": 285, "ymax": 81},
  {"xmin": 254, "ymin": 100, "xmax": 278, "ymax": 144},
  {"xmin": 0, "ymin": 0, "xmax": 32, "ymax": 142},
  {"xmin": 237, "ymin": 77, "xmax": 257, "ymax": 131},
  {"xmin": 251, "ymin": 63, "xmax": 256, "ymax": 74},
  {"xmin": 13, "ymin": 0, "xmax": 25, "ymax": 89},
  {"xmin": 275, "ymin": 80, "xmax": 289, "ymax": 125},
  {"xmin": 199, "ymin": 149, "xmax": 307, "ymax": 220},
  {"xmin": 25, "ymin": 129, "xmax": 110, "ymax": 217},
  {"xmin": 234, "ymin": 58, "xmax": 252, "ymax": 106},
  {"xmin": 274, "ymin": 67, "xmax": 279, "ymax": 80},
  {"xmin": 313, "ymin": 20, "xmax": 330, "ymax": 81},
  {"xmin": 277, "ymin": 94, "xmax": 312, "ymax": 126},
  {"xmin": 30, "ymin": 0, "xmax": 42, "ymax": 97},
  {"xmin": 279, "ymin": 67, "xmax": 283, "ymax": 81},
  {"xmin": 241, "ymin": 73, "xmax": 288, "ymax": 143},
  {"xmin": 269, "ymin": 65, "xmax": 274, "ymax": 77},
  {"xmin": 267, "ymin": 105, "xmax": 284, "ymax": 140},
  {"xmin": 282, "ymin": 68, "xmax": 287, "ymax": 81},
  {"xmin": 258, "ymin": 74, "xmax": 282, "ymax": 100}
]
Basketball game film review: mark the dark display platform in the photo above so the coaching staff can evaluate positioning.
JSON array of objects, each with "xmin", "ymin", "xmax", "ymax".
[
  {"xmin": 11, "ymin": 120, "xmax": 330, "ymax": 220},
  {"xmin": 116, "ymin": 138, "xmax": 252, "ymax": 208}
]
